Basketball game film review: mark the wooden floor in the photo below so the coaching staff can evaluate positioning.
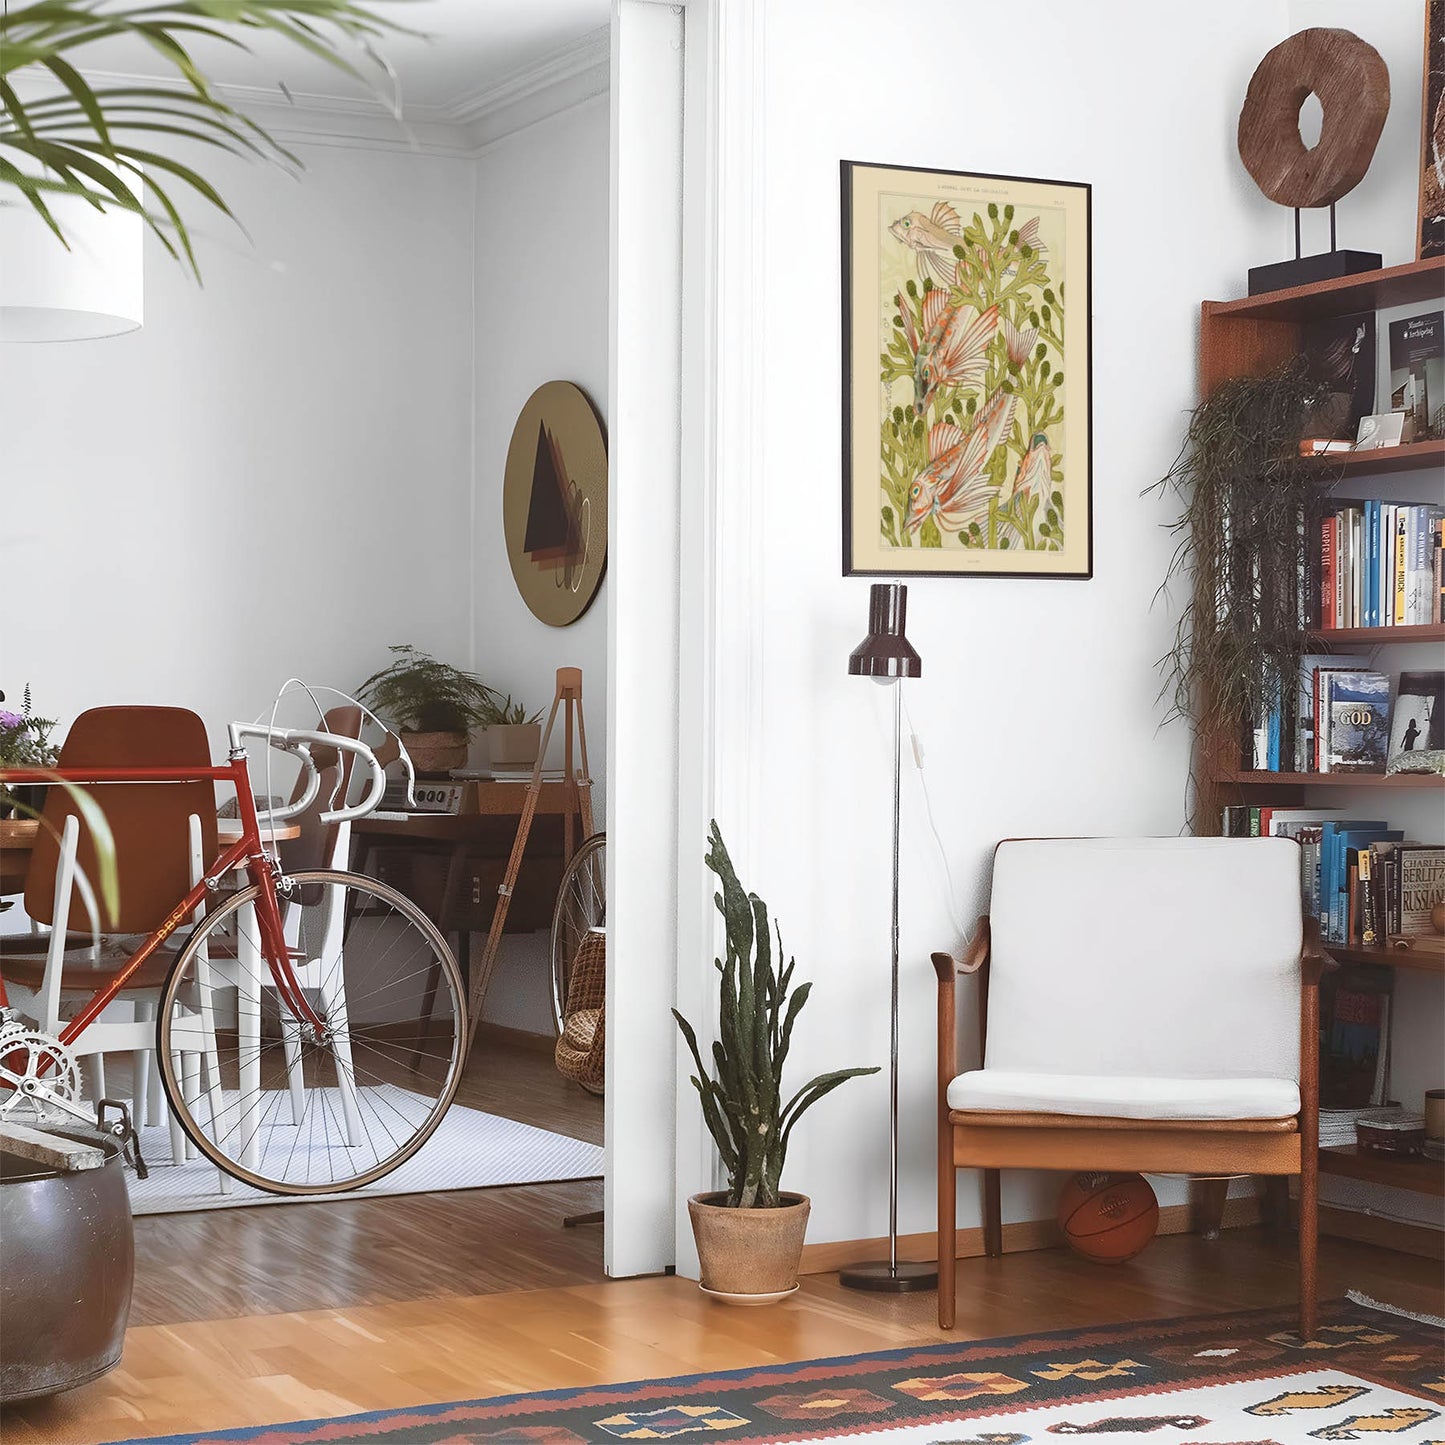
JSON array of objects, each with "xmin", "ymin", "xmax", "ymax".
[
  {"xmin": 5, "ymin": 1230, "xmax": 1442, "ymax": 1445},
  {"xmin": 5, "ymin": 1039, "xmax": 1444, "ymax": 1443},
  {"xmin": 131, "ymin": 1026, "xmax": 606, "ymax": 1325}
]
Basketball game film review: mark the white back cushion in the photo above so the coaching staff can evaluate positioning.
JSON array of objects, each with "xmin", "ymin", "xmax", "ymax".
[{"xmin": 985, "ymin": 838, "xmax": 1302, "ymax": 1082}]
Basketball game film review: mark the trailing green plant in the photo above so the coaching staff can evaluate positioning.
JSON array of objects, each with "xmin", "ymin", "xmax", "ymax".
[
  {"xmin": 1, "ymin": 1, "xmax": 408, "ymax": 278},
  {"xmin": 357, "ymin": 646, "xmax": 497, "ymax": 734},
  {"xmin": 1147, "ymin": 358, "xmax": 1334, "ymax": 821},
  {"xmin": 477, "ymin": 692, "xmax": 542, "ymax": 727},
  {"xmin": 672, "ymin": 822, "xmax": 878, "ymax": 1209}
]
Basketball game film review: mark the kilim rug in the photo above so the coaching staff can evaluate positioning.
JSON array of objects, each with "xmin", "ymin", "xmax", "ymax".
[{"xmin": 105, "ymin": 1294, "xmax": 1442, "ymax": 1445}]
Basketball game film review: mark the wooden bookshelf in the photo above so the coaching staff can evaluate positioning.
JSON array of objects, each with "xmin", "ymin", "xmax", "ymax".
[
  {"xmin": 1195, "ymin": 261, "xmax": 1445, "ymax": 1248},
  {"xmin": 1323, "ymin": 942, "xmax": 1445, "ymax": 975},
  {"xmin": 1319, "ymin": 1145, "xmax": 1445, "ymax": 1197},
  {"xmin": 1206, "ymin": 256, "xmax": 1445, "ymax": 323},
  {"xmin": 1306, "ymin": 623, "xmax": 1445, "ymax": 645},
  {"xmin": 1313, "ymin": 438, "xmax": 1445, "ymax": 479},
  {"xmin": 1213, "ymin": 770, "xmax": 1445, "ymax": 789}
]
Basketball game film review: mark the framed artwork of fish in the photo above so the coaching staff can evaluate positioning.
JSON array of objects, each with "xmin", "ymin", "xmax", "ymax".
[{"xmin": 842, "ymin": 160, "xmax": 1092, "ymax": 579}]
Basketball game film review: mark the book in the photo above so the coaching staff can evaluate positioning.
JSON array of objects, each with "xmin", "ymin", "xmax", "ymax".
[
  {"xmin": 1319, "ymin": 966, "xmax": 1393, "ymax": 1109},
  {"xmin": 1297, "ymin": 653, "xmax": 1367, "ymax": 772},
  {"xmin": 1386, "ymin": 670, "xmax": 1444, "ymax": 766},
  {"xmin": 1321, "ymin": 671, "xmax": 1390, "ymax": 773},
  {"xmin": 1388, "ymin": 311, "xmax": 1443, "ymax": 438},
  {"xmin": 1303, "ymin": 311, "xmax": 1376, "ymax": 440},
  {"xmin": 1405, "ymin": 505, "xmax": 1445, "ymax": 623},
  {"xmin": 1396, "ymin": 844, "xmax": 1445, "ymax": 935}
]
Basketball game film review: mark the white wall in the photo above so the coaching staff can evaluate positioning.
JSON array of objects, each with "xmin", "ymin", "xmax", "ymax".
[
  {"xmin": 469, "ymin": 95, "xmax": 612, "ymax": 1033},
  {"xmin": 699, "ymin": 0, "xmax": 1310, "ymax": 1249},
  {"xmin": 0, "ymin": 143, "xmax": 475, "ymax": 742}
]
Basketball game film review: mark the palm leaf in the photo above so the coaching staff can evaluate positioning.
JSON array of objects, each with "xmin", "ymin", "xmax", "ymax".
[{"xmin": 0, "ymin": 0, "xmax": 415, "ymax": 278}]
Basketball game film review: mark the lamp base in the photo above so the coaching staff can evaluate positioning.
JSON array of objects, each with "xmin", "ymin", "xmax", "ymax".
[{"xmin": 837, "ymin": 1259, "xmax": 938, "ymax": 1293}]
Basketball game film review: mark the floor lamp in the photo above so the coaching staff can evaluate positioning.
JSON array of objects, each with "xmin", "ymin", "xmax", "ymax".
[{"xmin": 840, "ymin": 582, "xmax": 937, "ymax": 1293}]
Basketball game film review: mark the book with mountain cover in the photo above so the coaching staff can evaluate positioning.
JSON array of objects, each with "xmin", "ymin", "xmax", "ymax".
[{"xmin": 1321, "ymin": 671, "xmax": 1391, "ymax": 773}]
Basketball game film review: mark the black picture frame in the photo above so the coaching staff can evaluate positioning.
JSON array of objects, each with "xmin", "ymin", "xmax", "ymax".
[{"xmin": 841, "ymin": 159, "xmax": 1093, "ymax": 580}]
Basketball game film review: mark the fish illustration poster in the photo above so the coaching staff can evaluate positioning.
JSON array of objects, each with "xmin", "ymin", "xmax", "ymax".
[{"xmin": 842, "ymin": 162, "xmax": 1091, "ymax": 577}]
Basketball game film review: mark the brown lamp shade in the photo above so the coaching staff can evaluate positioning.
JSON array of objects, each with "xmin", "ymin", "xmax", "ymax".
[{"xmin": 847, "ymin": 583, "xmax": 921, "ymax": 680}]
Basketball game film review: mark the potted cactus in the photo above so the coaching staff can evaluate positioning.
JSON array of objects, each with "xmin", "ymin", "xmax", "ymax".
[{"xmin": 673, "ymin": 822, "xmax": 878, "ymax": 1303}]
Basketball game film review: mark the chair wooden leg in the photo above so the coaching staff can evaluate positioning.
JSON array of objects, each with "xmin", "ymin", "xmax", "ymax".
[
  {"xmin": 1191, "ymin": 1176, "xmax": 1230, "ymax": 1239},
  {"xmin": 1261, "ymin": 1175, "xmax": 1291, "ymax": 1241},
  {"xmin": 938, "ymin": 1138, "xmax": 956, "ymax": 1329},
  {"xmin": 982, "ymin": 1168, "xmax": 1002, "ymax": 1258},
  {"xmin": 1298, "ymin": 1158, "xmax": 1318, "ymax": 1340}
]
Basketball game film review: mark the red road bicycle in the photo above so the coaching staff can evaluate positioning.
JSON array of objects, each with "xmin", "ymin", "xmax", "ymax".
[{"xmin": 0, "ymin": 719, "xmax": 467, "ymax": 1194}]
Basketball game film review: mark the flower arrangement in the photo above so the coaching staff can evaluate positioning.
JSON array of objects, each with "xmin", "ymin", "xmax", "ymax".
[{"xmin": 0, "ymin": 685, "xmax": 58, "ymax": 769}]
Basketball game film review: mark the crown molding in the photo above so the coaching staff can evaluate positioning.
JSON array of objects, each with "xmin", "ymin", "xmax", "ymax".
[
  {"xmin": 444, "ymin": 26, "xmax": 610, "ymax": 144},
  {"xmin": 14, "ymin": 27, "xmax": 612, "ymax": 157}
]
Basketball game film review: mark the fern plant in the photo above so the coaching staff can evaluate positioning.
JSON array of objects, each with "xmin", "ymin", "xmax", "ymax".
[
  {"xmin": 1, "ymin": 0, "xmax": 407, "ymax": 278},
  {"xmin": 357, "ymin": 646, "xmax": 496, "ymax": 734},
  {"xmin": 673, "ymin": 822, "xmax": 878, "ymax": 1209}
]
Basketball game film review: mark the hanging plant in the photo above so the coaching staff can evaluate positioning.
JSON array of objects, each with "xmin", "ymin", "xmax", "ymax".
[{"xmin": 1147, "ymin": 359, "xmax": 1335, "ymax": 810}]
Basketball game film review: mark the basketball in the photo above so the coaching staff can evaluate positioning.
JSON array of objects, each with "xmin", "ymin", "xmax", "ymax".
[{"xmin": 1056, "ymin": 1172, "xmax": 1159, "ymax": 1264}]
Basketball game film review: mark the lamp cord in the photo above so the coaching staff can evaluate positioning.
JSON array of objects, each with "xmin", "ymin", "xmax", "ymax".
[{"xmin": 899, "ymin": 689, "xmax": 969, "ymax": 941}]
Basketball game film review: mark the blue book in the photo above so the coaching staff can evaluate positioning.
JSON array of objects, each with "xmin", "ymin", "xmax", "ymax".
[
  {"xmin": 1365, "ymin": 501, "xmax": 1379, "ymax": 628},
  {"xmin": 1318, "ymin": 821, "xmax": 1387, "ymax": 938},
  {"xmin": 1267, "ymin": 696, "xmax": 1281, "ymax": 772},
  {"xmin": 1328, "ymin": 825, "xmax": 1400, "ymax": 942}
]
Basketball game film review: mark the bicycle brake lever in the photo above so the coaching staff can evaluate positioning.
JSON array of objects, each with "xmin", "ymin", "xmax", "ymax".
[{"xmin": 97, "ymin": 1098, "xmax": 148, "ymax": 1180}]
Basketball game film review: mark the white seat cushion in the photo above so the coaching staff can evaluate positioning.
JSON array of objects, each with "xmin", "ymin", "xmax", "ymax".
[{"xmin": 947, "ymin": 1069, "xmax": 1300, "ymax": 1121}]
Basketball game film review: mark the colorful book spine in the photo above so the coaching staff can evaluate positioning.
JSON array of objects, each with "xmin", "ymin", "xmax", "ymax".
[{"xmin": 1394, "ymin": 511, "xmax": 1408, "ymax": 624}]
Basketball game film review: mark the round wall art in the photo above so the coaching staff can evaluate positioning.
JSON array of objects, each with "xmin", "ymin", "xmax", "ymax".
[{"xmin": 502, "ymin": 380, "xmax": 608, "ymax": 627}]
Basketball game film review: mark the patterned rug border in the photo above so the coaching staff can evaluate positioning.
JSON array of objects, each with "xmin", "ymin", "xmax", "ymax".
[{"xmin": 103, "ymin": 1294, "xmax": 1442, "ymax": 1445}]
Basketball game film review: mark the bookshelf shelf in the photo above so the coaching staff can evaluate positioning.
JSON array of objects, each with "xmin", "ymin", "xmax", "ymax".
[
  {"xmin": 1319, "ymin": 1144, "xmax": 1445, "ymax": 1197},
  {"xmin": 1312, "ymin": 438, "xmax": 1445, "ymax": 479},
  {"xmin": 1323, "ymin": 943, "xmax": 1445, "ymax": 975},
  {"xmin": 1307, "ymin": 623, "xmax": 1445, "ymax": 645},
  {"xmin": 1205, "ymin": 256, "xmax": 1445, "ymax": 323},
  {"xmin": 1213, "ymin": 770, "xmax": 1445, "ymax": 789}
]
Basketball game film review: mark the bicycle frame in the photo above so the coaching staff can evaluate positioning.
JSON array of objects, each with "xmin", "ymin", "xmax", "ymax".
[{"xmin": 0, "ymin": 751, "xmax": 326, "ymax": 1045}]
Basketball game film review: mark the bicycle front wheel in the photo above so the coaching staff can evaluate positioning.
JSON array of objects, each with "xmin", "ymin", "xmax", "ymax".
[{"xmin": 157, "ymin": 869, "xmax": 467, "ymax": 1194}]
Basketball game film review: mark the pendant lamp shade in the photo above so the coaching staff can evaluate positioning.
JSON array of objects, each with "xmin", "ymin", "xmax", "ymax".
[
  {"xmin": 847, "ymin": 582, "xmax": 922, "ymax": 681},
  {"xmin": 0, "ymin": 176, "xmax": 143, "ymax": 343}
]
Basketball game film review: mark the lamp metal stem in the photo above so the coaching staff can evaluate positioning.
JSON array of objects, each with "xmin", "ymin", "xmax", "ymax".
[{"xmin": 889, "ymin": 679, "xmax": 901, "ymax": 1274}]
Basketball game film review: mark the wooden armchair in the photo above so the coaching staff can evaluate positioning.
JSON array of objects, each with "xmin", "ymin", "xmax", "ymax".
[{"xmin": 933, "ymin": 837, "xmax": 1323, "ymax": 1338}]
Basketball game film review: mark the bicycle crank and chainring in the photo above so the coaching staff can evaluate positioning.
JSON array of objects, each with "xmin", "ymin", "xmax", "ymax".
[{"xmin": 0, "ymin": 1026, "xmax": 88, "ymax": 1125}]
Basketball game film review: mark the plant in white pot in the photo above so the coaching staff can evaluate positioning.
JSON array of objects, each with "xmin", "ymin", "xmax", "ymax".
[
  {"xmin": 673, "ymin": 822, "xmax": 878, "ymax": 1303},
  {"xmin": 479, "ymin": 692, "xmax": 544, "ymax": 770},
  {"xmin": 357, "ymin": 646, "xmax": 495, "ymax": 777}
]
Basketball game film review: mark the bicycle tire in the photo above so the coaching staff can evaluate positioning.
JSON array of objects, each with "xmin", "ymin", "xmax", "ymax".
[
  {"xmin": 549, "ymin": 832, "xmax": 606, "ymax": 1036},
  {"xmin": 156, "ymin": 868, "xmax": 467, "ymax": 1195}
]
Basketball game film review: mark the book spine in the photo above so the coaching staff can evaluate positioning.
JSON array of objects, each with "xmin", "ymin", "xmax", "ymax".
[
  {"xmin": 1318, "ymin": 673, "xmax": 1331, "ymax": 773},
  {"xmin": 1394, "ymin": 511, "xmax": 1408, "ymax": 624},
  {"xmin": 1360, "ymin": 848, "xmax": 1377, "ymax": 947},
  {"xmin": 1320, "ymin": 515, "xmax": 1336, "ymax": 628},
  {"xmin": 1435, "ymin": 516, "xmax": 1444, "ymax": 625},
  {"xmin": 1380, "ymin": 504, "xmax": 1394, "ymax": 626},
  {"xmin": 1365, "ymin": 500, "xmax": 1378, "ymax": 629}
]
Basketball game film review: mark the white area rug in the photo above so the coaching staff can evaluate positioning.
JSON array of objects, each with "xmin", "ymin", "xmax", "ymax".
[{"xmin": 125, "ymin": 1101, "xmax": 603, "ymax": 1215}]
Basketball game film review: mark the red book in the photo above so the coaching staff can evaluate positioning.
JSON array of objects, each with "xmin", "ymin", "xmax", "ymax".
[{"xmin": 1320, "ymin": 514, "xmax": 1336, "ymax": 629}]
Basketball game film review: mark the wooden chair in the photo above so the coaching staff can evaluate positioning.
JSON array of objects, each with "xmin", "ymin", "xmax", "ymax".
[
  {"xmin": 932, "ymin": 836, "xmax": 1322, "ymax": 1338},
  {"xmin": 1, "ymin": 706, "xmax": 223, "ymax": 1168}
]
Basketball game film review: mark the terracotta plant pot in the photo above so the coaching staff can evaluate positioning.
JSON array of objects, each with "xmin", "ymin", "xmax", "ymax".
[
  {"xmin": 486, "ymin": 723, "xmax": 542, "ymax": 769},
  {"xmin": 687, "ymin": 1191, "xmax": 810, "ymax": 1303},
  {"xmin": 401, "ymin": 730, "xmax": 469, "ymax": 778}
]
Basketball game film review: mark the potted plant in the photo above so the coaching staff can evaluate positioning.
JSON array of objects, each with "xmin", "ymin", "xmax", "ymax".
[
  {"xmin": 0, "ymin": 686, "xmax": 59, "ymax": 821},
  {"xmin": 479, "ymin": 693, "xmax": 544, "ymax": 770},
  {"xmin": 673, "ymin": 822, "xmax": 878, "ymax": 1303},
  {"xmin": 357, "ymin": 646, "xmax": 495, "ymax": 777}
]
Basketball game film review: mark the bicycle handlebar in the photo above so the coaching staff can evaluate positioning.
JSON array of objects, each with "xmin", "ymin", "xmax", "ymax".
[{"xmin": 226, "ymin": 723, "xmax": 396, "ymax": 826}]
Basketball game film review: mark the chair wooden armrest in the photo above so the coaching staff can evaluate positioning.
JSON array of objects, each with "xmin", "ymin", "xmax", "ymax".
[
  {"xmin": 1300, "ymin": 915, "xmax": 1331, "ymax": 988},
  {"xmin": 932, "ymin": 917, "xmax": 990, "ymax": 1099},
  {"xmin": 931, "ymin": 916, "xmax": 991, "ymax": 981}
]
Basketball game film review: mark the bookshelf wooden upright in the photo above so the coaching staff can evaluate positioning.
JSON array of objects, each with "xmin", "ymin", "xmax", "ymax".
[{"xmin": 1195, "ymin": 256, "xmax": 1445, "ymax": 1241}]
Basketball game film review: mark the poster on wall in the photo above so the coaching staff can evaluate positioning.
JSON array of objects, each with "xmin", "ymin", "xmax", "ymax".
[
  {"xmin": 1421, "ymin": 0, "xmax": 1445, "ymax": 259},
  {"xmin": 841, "ymin": 160, "xmax": 1092, "ymax": 579}
]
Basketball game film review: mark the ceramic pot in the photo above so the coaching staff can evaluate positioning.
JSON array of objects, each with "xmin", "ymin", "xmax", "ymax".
[
  {"xmin": 486, "ymin": 723, "xmax": 542, "ymax": 769},
  {"xmin": 0, "ymin": 1127, "xmax": 134, "ymax": 1402},
  {"xmin": 687, "ymin": 1191, "xmax": 809, "ymax": 1302},
  {"xmin": 401, "ymin": 730, "xmax": 469, "ymax": 778}
]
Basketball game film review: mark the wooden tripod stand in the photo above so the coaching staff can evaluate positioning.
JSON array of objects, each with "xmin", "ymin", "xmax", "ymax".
[{"xmin": 465, "ymin": 667, "xmax": 594, "ymax": 1052}]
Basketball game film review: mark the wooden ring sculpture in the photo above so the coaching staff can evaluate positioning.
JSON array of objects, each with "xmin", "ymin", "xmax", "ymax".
[{"xmin": 1238, "ymin": 28, "xmax": 1390, "ymax": 209}]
